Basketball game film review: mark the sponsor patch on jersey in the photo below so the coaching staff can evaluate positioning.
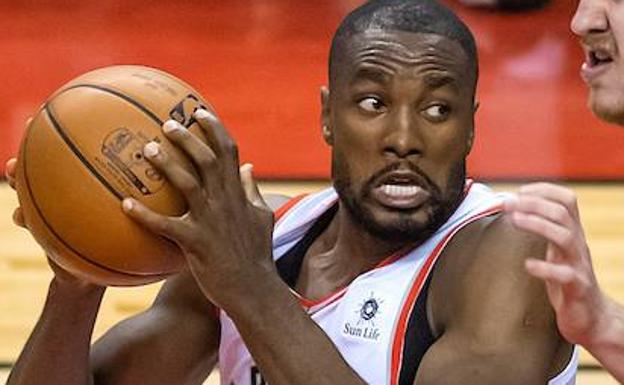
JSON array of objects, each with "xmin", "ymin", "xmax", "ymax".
[{"xmin": 342, "ymin": 291, "xmax": 384, "ymax": 342}]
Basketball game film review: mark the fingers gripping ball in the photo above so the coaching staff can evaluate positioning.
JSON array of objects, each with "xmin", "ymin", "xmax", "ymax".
[{"xmin": 15, "ymin": 65, "xmax": 212, "ymax": 286}]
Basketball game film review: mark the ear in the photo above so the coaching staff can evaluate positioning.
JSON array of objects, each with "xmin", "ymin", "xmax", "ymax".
[
  {"xmin": 466, "ymin": 125, "xmax": 474, "ymax": 155},
  {"xmin": 320, "ymin": 86, "xmax": 333, "ymax": 146},
  {"xmin": 466, "ymin": 100, "xmax": 478, "ymax": 155}
]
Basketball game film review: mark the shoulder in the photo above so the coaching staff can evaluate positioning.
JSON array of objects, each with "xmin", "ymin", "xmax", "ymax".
[
  {"xmin": 429, "ymin": 212, "xmax": 549, "ymax": 334},
  {"xmin": 445, "ymin": 211, "xmax": 546, "ymax": 276},
  {"xmin": 424, "ymin": 213, "xmax": 573, "ymax": 379},
  {"xmin": 475, "ymin": 212, "xmax": 547, "ymax": 269}
]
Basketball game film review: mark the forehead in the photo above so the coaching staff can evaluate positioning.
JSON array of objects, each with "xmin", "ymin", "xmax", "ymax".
[{"xmin": 335, "ymin": 30, "xmax": 472, "ymax": 85}]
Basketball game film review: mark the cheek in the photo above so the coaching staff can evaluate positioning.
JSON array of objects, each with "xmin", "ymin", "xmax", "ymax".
[
  {"xmin": 427, "ymin": 123, "xmax": 471, "ymax": 161},
  {"xmin": 332, "ymin": 117, "xmax": 384, "ymax": 171},
  {"xmin": 421, "ymin": 124, "xmax": 470, "ymax": 183},
  {"xmin": 332, "ymin": 131, "xmax": 370, "ymax": 187}
]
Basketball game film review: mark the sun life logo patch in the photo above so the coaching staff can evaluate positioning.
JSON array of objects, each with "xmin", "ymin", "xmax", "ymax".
[{"xmin": 342, "ymin": 292, "xmax": 383, "ymax": 342}]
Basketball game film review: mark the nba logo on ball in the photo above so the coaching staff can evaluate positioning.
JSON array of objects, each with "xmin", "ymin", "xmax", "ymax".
[{"xmin": 169, "ymin": 94, "xmax": 207, "ymax": 128}]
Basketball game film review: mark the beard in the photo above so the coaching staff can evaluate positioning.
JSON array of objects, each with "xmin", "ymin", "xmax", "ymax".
[{"xmin": 332, "ymin": 156, "xmax": 466, "ymax": 245}]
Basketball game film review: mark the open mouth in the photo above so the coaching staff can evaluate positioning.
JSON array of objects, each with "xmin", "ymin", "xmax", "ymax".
[
  {"xmin": 587, "ymin": 49, "xmax": 614, "ymax": 68},
  {"xmin": 371, "ymin": 171, "xmax": 431, "ymax": 210}
]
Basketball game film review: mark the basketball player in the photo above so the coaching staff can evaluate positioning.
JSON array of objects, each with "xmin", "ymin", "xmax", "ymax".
[
  {"xmin": 5, "ymin": 1, "xmax": 576, "ymax": 384},
  {"xmin": 504, "ymin": 0, "xmax": 624, "ymax": 381}
]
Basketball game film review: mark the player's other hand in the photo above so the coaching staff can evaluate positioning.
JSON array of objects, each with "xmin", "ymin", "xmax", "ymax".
[
  {"xmin": 6, "ymin": 159, "xmax": 100, "ymax": 288},
  {"xmin": 504, "ymin": 182, "xmax": 609, "ymax": 347},
  {"xmin": 5, "ymin": 157, "xmax": 25, "ymax": 228}
]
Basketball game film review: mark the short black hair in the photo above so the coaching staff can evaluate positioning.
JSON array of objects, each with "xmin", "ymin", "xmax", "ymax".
[{"xmin": 329, "ymin": 0, "xmax": 478, "ymax": 89}]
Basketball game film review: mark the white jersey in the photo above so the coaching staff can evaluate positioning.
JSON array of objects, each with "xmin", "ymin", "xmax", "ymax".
[{"xmin": 218, "ymin": 182, "xmax": 578, "ymax": 385}]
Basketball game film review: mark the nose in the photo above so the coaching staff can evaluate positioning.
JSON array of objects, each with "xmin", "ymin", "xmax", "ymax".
[
  {"xmin": 382, "ymin": 105, "xmax": 422, "ymax": 159},
  {"xmin": 571, "ymin": 0, "xmax": 608, "ymax": 37}
]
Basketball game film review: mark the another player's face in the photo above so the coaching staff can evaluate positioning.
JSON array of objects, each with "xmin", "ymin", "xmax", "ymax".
[
  {"xmin": 323, "ymin": 31, "xmax": 475, "ymax": 243},
  {"xmin": 572, "ymin": 0, "xmax": 624, "ymax": 124}
]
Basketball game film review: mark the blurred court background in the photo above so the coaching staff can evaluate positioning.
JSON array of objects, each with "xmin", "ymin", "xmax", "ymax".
[{"xmin": 1, "ymin": 0, "xmax": 623, "ymax": 384}]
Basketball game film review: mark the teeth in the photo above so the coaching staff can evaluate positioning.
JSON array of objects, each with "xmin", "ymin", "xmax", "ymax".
[
  {"xmin": 381, "ymin": 184, "xmax": 419, "ymax": 197},
  {"xmin": 590, "ymin": 50, "xmax": 613, "ymax": 65}
]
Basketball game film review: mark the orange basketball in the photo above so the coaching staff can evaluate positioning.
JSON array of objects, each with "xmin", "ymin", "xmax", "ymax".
[{"xmin": 15, "ymin": 65, "xmax": 211, "ymax": 286}]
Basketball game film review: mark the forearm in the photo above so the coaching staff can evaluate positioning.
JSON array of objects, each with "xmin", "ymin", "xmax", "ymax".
[
  {"xmin": 7, "ymin": 278, "xmax": 105, "ymax": 385},
  {"xmin": 223, "ymin": 272, "xmax": 366, "ymax": 385},
  {"xmin": 584, "ymin": 295, "xmax": 624, "ymax": 381}
]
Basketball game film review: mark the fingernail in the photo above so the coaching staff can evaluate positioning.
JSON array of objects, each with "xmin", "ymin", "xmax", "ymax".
[
  {"xmin": 144, "ymin": 142, "xmax": 160, "ymax": 157},
  {"xmin": 163, "ymin": 120, "xmax": 184, "ymax": 134},
  {"xmin": 240, "ymin": 163, "xmax": 253, "ymax": 173},
  {"xmin": 194, "ymin": 108, "xmax": 212, "ymax": 120},
  {"xmin": 122, "ymin": 198, "xmax": 134, "ymax": 212}
]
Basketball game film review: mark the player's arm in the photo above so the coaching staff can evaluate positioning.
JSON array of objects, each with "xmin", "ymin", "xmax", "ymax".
[
  {"xmin": 7, "ymin": 269, "xmax": 220, "ymax": 385},
  {"xmin": 414, "ymin": 215, "xmax": 573, "ymax": 385},
  {"xmin": 5, "ymin": 159, "xmax": 221, "ymax": 385},
  {"xmin": 505, "ymin": 182, "xmax": 624, "ymax": 381},
  {"xmin": 7, "ymin": 267, "xmax": 220, "ymax": 385},
  {"xmin": 6, "ymin": 269, "xmax": 105, "ymax": 385},
  {"xmin": 124, "ymin": 112, "xmax": 368, "ymax": 385},
  {"xmin": 6, "ymin": 157, "xmax": 104, "ymax": 385},
  {"xmin": 93, "ymin": 194, "xmax": 291, "ymax": 384},
  {"xmin": 90, "ymin": 269, "xmax": 220, "ymax": 385}
]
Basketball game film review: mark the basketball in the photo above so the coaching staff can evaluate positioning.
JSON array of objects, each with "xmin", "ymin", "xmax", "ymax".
[{"xmin": 14, "ymin": 65, "xmax": 211, "ymax": 286}]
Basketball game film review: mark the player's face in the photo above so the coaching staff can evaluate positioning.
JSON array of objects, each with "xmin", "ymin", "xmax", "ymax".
[
  {"xmin": 572, "ymin": 0, "xmax": 624, "ymax": 125},
  {"xmin": 322, "ymin": 31, "xmax": 475, "ymax": 243}
]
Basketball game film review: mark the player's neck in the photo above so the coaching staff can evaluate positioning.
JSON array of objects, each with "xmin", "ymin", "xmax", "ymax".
[
  {"xmin": 295, "ymin": 204, "xmax": 417, "ymax": 301},
  {"xmin": 317, "ymin": 203, "xmax": 418, "ymax": 270}
]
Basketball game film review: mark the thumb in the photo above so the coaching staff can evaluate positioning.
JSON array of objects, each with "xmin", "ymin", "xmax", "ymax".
[{"xmin": 240, "ymin": 163, "xmax": 268, "ymax": 210}]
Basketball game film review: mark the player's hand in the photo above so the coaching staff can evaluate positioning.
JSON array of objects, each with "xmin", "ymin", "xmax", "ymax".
[
  {"xmin": 122, "ymin": 109, "xmax": 275, "ymax": 307},
  {"xmin": 504, "ymin": 182, "xmax": 608, "ymax": 347},
  {"xmin": 6, "ymin": 158, "xmax": 101, "ymax": 288},
  {"xmin": 5, "ymin": 158, "xmax": 25, "ymax": 228}
]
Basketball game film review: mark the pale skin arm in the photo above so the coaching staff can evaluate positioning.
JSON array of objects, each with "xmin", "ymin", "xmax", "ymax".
[
  {"xmin": 415, "ymin": 215, "xmax": 571, "ymax": 385},
  {"xmin": 4, "ymin": 159, "xmax": 220, "ymax": 385},
  {"xmin": 505, "ymin": 182, "xmax": 624, "ymax": 382}
]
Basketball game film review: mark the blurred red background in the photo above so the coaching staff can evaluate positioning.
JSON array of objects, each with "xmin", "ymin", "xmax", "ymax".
[{"xmin": 1, "ymin": 0, "xmax": 623, "ymax": 180}]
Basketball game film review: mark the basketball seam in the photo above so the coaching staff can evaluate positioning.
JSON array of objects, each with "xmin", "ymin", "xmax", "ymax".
[
  {"xmin": 63, "ymin": 84, "xmax": 164, "ymax": 126},
  {"xmin": 44, "ymin": 104, "xmax": 124, "ymax": 201},
  {"xmin": 21, "ymin": 114, "xmax": 165, "ymax": 280},
  {"xmin": 46, "ymin": 82, "xmax": 169, "ymax": 202}
]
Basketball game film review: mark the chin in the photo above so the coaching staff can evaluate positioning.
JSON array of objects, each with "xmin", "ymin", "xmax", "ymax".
[
  {"xmin": 357, "ymin": 203, "xmax": 442, "ymax": 244},
  {"xmin": 590, "ymin": 89, "xmax": 624, "ymax": 126}
]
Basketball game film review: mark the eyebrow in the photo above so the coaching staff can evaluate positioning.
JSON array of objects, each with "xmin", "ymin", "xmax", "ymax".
[
  {"xmin": 423, "ymin": 74, "xmax": 458, "ymax": 90},
  {"xmin": 351, "ymin": 68, "xmax": 391, "ymax": 85},
  {"xmin": 350, "ymin": 68, "xmax": 460, "ymax": 90}
]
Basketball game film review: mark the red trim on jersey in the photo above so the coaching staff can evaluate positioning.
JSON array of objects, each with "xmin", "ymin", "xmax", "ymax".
[
  {"xmin": 290, "ymin": 180, "xmax": 479, "ymax": 313},
  {"xmin": 295, "ymin": 286, "xmax": 348, "ymax": 312},
  {"xmin": 293, "ymin": 246, "xmax": 414, "ymax": 312},
  {"xmin": 274, "ymin": 194, "xmax": 308, "ymax": 223},
  {"xmin": 389, "ymin": 205, "xmax": 502, "ymax": 385}
]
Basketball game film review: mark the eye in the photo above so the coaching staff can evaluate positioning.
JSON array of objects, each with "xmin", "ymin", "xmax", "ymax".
[
  {"xmin": 423, "ymin": 104, "xmax": 450, "ymax": 121},
  {"xmin": 357, "ymin": 97, "xmax": 386, "ymax": 113}
]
